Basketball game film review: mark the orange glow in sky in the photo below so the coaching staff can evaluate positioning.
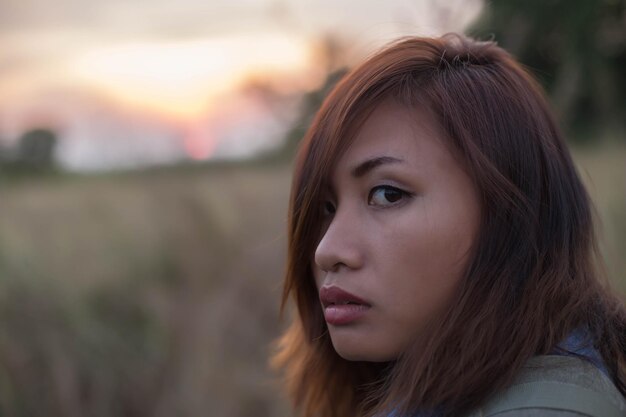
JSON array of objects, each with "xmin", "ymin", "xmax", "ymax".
[
  {"xmin": 65, "ymin": 33, "xmax": 319, "ymax": 121},
  {"xmin": 0, "ymin": 0, "xmax": 484, "ymax": 169},
  {"xmin": 183, "ymin": 128, "xmax": 216, "ymax": 160}
]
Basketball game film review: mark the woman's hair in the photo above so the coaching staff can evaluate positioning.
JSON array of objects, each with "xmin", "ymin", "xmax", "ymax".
[{"xmin": 272, "ymin": 33, "xmax": 626, "ymax": 417}]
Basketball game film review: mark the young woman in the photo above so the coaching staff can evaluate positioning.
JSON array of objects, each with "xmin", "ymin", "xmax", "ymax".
[{"xmin": 272, "ymin": 33, "xmax": 626, "ymax": 417}]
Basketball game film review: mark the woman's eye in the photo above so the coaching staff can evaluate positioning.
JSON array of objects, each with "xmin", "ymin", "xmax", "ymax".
[{"xmin": 368, "ymin": 185, "xmax": 407, "ymax": 207}]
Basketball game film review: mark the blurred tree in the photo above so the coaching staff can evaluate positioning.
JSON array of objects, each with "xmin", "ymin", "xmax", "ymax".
[
  {"xmin": 278, "ymin": 68, "xmax": 347, "ymax": 159},
  {"xmin": 17, "ymin": 128, "xmax": 58, "ymax": 168},
  {"xmin": 470, "ymin": 0, "xmax": 626, "ymax": 140},
  {"xmin": 268, "ymin": 36, "xmax": 349, "ymax": 161},
  {"xmin": 0, "ymin": 140, "xmax": 9, "ymax": 164}
]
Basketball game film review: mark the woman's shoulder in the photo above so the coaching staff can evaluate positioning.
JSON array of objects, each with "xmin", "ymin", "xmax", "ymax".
[{"xmin": 467, "ymin": 355, "xmax": 626, "ymax": 417}]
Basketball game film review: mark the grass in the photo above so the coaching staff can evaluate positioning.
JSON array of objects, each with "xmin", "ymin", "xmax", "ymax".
[
  {"xmin": 0, "ymin": 163, "xmax": 292, "ymax": 417},
  {"xmin": 573, "ymin": 142, "xmax": 626, "ymax": 293}
]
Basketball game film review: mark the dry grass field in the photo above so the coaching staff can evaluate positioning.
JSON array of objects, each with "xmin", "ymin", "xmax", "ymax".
[
  {"xmin": 573, "ymin": 143, "xmax": 626, "ymax": 294},
  {"xmin": 0, "ymin": 163, "xmax": 292, "ymax": 417},
  {"xmin": 0, "ymin": 143, "xmax": 623, "ymax": 417}
]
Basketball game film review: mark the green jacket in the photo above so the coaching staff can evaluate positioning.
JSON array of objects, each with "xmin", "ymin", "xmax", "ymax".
[{"xmin": 467, "ymin": 355, "xmax": 626, "ymax": 417}]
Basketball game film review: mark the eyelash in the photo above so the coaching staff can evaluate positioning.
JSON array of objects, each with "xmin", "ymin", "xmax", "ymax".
[
  {"xmin": 368, "ymin": 185, "xmax": 411, "ymax": 208},
  {"xmin": 322, "ymin": 185, "xmax": 412, "ymax": 215}
]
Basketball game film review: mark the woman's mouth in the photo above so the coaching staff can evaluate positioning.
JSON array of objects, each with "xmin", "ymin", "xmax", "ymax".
[{"xmin": 319, "ymin": 286, "xmax": 371, "ymax": 325}]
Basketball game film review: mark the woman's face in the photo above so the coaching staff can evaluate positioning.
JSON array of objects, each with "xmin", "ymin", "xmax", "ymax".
[{"xmin": 313, "ymin": 98, "xmax": 480, "ymax": 361}]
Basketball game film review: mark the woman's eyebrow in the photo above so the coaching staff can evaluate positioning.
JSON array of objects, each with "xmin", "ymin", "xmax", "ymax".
[{"xmin": 351, "ymin": 156, "xmax": 404, "ymax": 178}]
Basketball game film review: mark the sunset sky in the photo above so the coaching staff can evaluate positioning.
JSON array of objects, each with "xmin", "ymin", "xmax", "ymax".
[{"xmin": 0, "ymin": 0, "xmax": 483, "ymax": 170}]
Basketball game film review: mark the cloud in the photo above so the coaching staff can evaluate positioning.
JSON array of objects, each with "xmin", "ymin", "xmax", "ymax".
[
  {"xmin": 0, "ymin": 0, "xmax": 483, "ymax": 40},
  {"xmin": 0, "ymin": 0, "xmax": 276, "ymax": 37}
]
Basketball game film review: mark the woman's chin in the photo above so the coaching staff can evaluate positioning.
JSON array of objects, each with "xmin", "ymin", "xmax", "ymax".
[{"xmin": 330, "ymin": 334, "xmax": 398, "ymax": 362}]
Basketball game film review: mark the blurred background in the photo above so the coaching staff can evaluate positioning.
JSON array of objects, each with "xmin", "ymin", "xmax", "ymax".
[{"xmin": 0, "ymin": 0, "xmax": 624, "ymax": 416}]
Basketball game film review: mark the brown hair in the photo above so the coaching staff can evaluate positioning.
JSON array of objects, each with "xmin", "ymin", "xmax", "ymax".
[{"xmin": 272, "ymin": 33, "xmax": 626, "ymax": 417}]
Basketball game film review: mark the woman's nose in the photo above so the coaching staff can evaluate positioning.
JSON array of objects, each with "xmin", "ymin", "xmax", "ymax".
[{"xmin": 314, "ymin": 211, "xmax": 364, "ymax": 273}]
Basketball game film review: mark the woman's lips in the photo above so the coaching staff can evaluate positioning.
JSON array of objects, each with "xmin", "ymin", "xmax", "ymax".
[{"xmin": 319, "ymin": 286, "xmax": 371, "ymax": 325}]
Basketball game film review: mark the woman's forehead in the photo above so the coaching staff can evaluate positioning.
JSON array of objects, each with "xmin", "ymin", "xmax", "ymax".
[{"xmin": 326, "ymin": 99, "xmax": 452, "ymax": 179}]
